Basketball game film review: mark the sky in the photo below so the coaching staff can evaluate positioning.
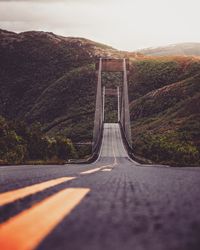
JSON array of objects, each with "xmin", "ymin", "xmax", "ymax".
[{"xmin": 0, "ymin": 0, "xmax": 200, "ymax": 51}]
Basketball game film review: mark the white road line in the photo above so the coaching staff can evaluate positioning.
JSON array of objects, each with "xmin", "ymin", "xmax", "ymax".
[
  {"xmin": 80, "ymin": 163, "xmax": 114, "ymax": 175},
  {"xmin": 80, "ymin": 167, "xmax": 102, "ymax": 175},
  {"xmin": 101, "ymin": 169, "xmax": 112, "ymax": 172}
]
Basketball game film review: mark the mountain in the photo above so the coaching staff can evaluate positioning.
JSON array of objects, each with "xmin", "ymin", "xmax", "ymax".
[
  {"xmin": 138, "ymin": 43, "xmax": 200, "ymax": 56},
  {"xmin": 128, "ymin": 56, "xmax": 200, "ymax": 166},
  {"xmin": 0, "ymin": 29, "xmax": 199, "ymax": 166},
  {"xmin": 0, "ymin": 29, "xmax": 125, "ymax": 142}
]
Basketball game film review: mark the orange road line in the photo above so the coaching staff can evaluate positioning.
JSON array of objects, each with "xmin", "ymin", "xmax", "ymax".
[
  {"xmin": 0, "ymin": 177, "xmax": 75, "ymax": 207},
  {"xmin": 0, "ymin": 188, "xmax": 90, "ymax": 250}
]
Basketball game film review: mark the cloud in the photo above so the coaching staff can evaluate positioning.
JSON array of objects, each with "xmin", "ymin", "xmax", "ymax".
[{"xmin": 0, "ymin": 0, "xmax": 200, "ymax": 50}]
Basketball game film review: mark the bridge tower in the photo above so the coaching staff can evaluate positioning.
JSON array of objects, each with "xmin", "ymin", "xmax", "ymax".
[{"xmin": 92, "ymin": 58, "xmax": 132, "ymax": 152}]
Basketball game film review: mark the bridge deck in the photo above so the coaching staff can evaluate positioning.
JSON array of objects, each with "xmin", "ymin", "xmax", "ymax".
[
  {"xmin": 100, "ymin": 123, "xmax": 128, "ymax": 158},
  {"xmin": 95, "ymin": 123, "xmax": 138, "ymax": 166}
]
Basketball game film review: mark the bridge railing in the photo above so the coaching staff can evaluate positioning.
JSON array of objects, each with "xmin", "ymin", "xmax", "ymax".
[
  {"xmin": 92, "ymin": 58, "xmax": 104, "ymax": 157},
  {"xmin": 93, "ymin": 57, "xmax": 132, "ymax": 155},
  {"xmin": 69, "ymin": 58, "xmax": 149, "ymax": 164},
  {"xmin": 119, "ymin": 58, "xmax": 132, "ymax": 149}
]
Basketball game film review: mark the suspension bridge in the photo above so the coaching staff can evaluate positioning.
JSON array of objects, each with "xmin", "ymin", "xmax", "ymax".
[{"xmin": 92, "ymin": 58, "xmax": 134, "ymax": 163}]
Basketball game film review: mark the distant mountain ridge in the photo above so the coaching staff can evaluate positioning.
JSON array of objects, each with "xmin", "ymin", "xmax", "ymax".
[
  {"xmin": 0, "ymin": 29, "xmax": 120, "ymax": 58},
  {"xmin": 137, "ymin": 43, "xmax": 200, "ymax": 56}
]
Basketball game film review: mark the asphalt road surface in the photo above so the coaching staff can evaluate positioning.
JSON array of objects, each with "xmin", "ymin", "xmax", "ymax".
[{"xmin": 0, "ymin": 123, "xmax": 200, "ymax": 250}]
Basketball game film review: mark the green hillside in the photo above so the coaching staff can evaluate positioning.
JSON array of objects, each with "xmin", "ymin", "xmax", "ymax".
[
  {"xmin": 129, "ymin": 58, "xmax": 200, "ymax": 166},
  {"xmin": 0, "ymin": 29, "xmax": 122, "ymax": 141},
  {"xmin": 0, "ymin": 29, "xmax": 199, "ymax": 166}
]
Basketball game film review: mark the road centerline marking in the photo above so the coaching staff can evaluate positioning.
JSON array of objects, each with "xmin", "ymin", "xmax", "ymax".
[
  {"xmin": 80, "ymin": 163, "xmax": 114, "ymax": 175},
  {"xmin": 101, "ymin": 169, "xmax": 112, "ymax": 172},
  {"xmin": 0, "ymin": 177, "xmax": 76, "ymax": 207},
  {"xmin": 0, "ymin": 188, "xmax": 90, "ymax": 250},
  {"xmin": 80, "ymin": 167, "xmax": 102, "ymax": 175}
]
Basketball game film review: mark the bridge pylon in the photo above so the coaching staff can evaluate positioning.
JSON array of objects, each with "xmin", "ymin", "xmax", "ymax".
[{"xmin": 92, "ymin": 58, "xmax": 132, "ymax": 153}]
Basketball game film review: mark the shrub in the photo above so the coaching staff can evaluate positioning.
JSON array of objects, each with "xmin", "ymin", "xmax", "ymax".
[
  {"xmin": 134, "ymin": 132, "xmax": 200, "ymax": 166},
  {"xmin": 0, "ymin": 116, "xmax": 78, "ymax": 164},
  {"xmin": 49, "ymin": 136, "xmax": 77, "ymax": 160}
]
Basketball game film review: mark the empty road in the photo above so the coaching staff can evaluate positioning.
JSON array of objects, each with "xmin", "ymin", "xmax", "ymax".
[{"xmin": 0, "ymin": 123, "xmax": 200, "ymax": 250}]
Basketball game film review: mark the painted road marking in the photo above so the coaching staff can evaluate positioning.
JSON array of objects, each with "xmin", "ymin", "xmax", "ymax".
[
  {"xmin": 80, "ymin": 167, "xmax": 102, "ymax": 175},
  {"xmin": 101, "ymin": 169, "xmax": 112, "ymax": 172},
  {"xmin": 0, "ymin": 188, "xmax": 90, "ymax": 250},
  {"xmin": 80, "ymin": 163, "xmax": 114, "ymax": 175},
  {"xmin": 0, "ymin": 177, "xmax": 75, "ymax": 207}
]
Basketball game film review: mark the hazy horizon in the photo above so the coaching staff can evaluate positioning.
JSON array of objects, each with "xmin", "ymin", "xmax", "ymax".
[{"xmin": 0, "ymin": 0, "xmax": 200, "ymax": 51}]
